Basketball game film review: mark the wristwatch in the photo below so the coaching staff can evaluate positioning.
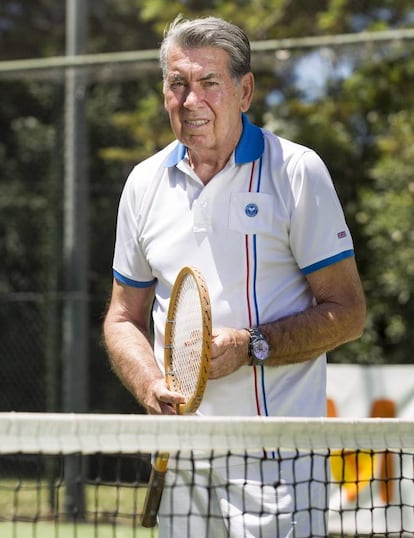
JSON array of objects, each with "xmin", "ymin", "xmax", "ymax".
[{"xmin": 247, "ymin": 327, "xmax": 271, "ymax": 366}]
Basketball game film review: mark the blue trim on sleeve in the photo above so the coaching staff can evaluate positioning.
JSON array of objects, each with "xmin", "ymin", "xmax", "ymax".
[
  {"xmin": 113, "ymin": 269, "xmax": 156, "ymax": 288},
  {"xmin": 301, "ymin": 250, "xmax": 354, "ymax": 275}
]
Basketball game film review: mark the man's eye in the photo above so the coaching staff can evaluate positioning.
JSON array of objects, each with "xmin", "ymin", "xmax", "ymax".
[{"xmin": 169, "ymin": 81, "xmax": 185, "ymax": 89}]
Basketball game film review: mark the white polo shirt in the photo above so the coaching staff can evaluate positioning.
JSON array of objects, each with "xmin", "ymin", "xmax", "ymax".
[{"xmin": 113, "ymin": 114, "xmax": 354, "ymax": 418}]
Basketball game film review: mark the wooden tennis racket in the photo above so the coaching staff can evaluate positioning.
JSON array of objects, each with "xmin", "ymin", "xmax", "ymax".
[{"xmin": 140, "ymin": 266, "xmax": 212, "ymax": 528}]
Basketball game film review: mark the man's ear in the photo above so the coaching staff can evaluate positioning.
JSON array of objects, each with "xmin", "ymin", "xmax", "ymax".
[{"xmin": 240, "ymin": 72, "xmax": 255, "ymax": 113}]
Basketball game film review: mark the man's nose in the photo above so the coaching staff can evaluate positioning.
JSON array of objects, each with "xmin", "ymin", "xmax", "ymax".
[{"xmin": 183, "ymin": 87, "xmax": 202, "ymax": 107}]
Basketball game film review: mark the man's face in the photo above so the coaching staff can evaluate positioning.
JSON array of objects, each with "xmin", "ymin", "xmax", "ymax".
[{"xmin": 163, "ymin": 46, "xmax": 254, "ymax": 156}]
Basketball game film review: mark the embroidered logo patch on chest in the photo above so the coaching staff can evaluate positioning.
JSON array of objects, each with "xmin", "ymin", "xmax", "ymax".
[
  {"xmin": 229, "ymin": 193, "xmax": 274, "ymax": 234},
  {"xmin": 245, "ymin": 203, "xmax": 259, "ymax": 217}
]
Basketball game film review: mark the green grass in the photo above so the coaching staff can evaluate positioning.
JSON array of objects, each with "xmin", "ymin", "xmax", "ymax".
[
  {"xmin": 0, "ymin": 478, "xmax": 157, "ymax": 538},
  {"xmin": 0, "ymin": 522, "xmax": 156, "ymax": 538}
]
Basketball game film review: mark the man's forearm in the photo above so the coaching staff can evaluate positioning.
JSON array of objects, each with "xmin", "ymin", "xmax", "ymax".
[
  {"xmin": 259, "ymin": 299, "xmax": 365, "ymax": 367},
  {"xmin": 103, "ymin": 319, "xmax": 162, "ymax": 405}
]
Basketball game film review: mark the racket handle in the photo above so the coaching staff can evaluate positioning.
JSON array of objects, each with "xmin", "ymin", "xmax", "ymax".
[
  {"xmin": 140, "ymin": 452, "xmax": 169, "ymax": 528},
  {"xmin": 177, "ymin": 402, "xmax": 186, "ymax": 415}
]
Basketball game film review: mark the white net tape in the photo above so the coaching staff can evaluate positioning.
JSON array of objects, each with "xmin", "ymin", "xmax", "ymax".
[{"xmin": 1, "ymin": 413, "xmax": 414, "ymax": 454}]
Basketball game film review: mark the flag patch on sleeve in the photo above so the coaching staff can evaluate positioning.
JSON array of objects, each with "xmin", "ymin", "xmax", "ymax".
[{"xmin": 337, "ymin": 230, "xmax": 347, "ymax": 239}]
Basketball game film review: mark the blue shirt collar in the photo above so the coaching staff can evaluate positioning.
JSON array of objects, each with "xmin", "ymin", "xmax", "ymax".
[{"xmin": 165, "ymin": 113, "xmax": 264, "ymax": 167}]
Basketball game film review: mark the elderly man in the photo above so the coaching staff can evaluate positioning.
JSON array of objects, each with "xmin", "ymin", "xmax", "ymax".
[{"xmin": 103, "ymin": 16, "xmax": 365, "ymax": 538}]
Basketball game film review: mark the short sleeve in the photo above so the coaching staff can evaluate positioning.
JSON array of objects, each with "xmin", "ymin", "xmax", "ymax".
[
  {"xmin": 112, "ymin": 169, "xmax": 155, "ymax": 286},
  {"xmin": 288, "ymin": 150, "xmax": 354, "ymax": 274}
]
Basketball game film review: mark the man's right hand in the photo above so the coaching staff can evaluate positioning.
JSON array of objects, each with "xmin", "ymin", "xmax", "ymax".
[{"xmin": 145, "ymin": 378, "xmax": 186, "ymax": 415}]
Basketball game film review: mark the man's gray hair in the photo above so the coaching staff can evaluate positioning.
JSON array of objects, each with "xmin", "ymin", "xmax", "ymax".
[{"xmin": 160, "ymin": 16, "xmax": 251, "ymax": 82}]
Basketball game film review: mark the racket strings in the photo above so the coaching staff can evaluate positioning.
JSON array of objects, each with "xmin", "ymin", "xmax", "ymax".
[{"xmin": 168, "ymin": 274, "xmax": 204, "ymax": 400}]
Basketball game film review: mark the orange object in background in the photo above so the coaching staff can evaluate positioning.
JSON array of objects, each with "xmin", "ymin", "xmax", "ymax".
[{"xmin": 327, "ymin": 397, "xmax": 396, "ymax": 503}]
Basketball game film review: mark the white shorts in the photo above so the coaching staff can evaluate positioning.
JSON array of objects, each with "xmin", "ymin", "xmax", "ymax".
[{"xmin": 158, "ymin": 452, "xmax": 328, "ymax": 538}]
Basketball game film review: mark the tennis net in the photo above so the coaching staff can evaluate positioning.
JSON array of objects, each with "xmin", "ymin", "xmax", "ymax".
[{"xmin": 1, "ymin": 412, "xmax": 413, "ymax": 537}]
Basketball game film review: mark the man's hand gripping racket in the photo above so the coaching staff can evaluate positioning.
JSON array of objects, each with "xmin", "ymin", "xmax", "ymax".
[{"xmin": 140, "ymin": 266, "xmax": 212, "ymax": 528}]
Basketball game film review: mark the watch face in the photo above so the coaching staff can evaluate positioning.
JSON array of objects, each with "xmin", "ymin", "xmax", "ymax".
[{"xmin": 253, "ymin": 338, "xmax": 270, "ymax": 360}]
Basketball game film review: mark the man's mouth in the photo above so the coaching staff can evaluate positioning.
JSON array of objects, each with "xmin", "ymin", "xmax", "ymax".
[{"xmin": 184, "ymin": 119, "xmax": 209, "ymax": 127}]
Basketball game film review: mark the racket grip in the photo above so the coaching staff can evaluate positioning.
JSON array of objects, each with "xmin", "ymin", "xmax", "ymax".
[
  {"xmin": 177, "ymin": 402, "xmax": 186, "ymax": 415},
  {"xmin": 140, "ymin": 452, "xmax": 169, "ymax": 528}
]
